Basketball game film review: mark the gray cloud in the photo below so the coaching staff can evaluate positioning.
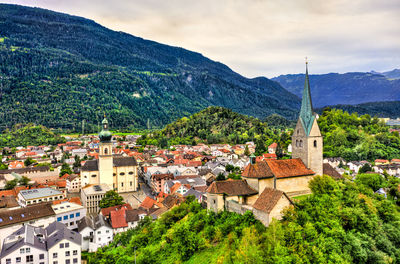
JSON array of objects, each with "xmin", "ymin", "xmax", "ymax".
[{"xmin": 2, "ymin": 0, "xmax": 399, "ymax": 77}]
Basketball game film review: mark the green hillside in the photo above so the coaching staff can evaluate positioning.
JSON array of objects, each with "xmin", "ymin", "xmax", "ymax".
[
  {"xmin": 136, "ymin": 106, "xmax": 291, "ymax": 154},
  {"xmin": 0, "ymin": 123, "xmax": 66, "ymax": 147},
  {"xmin": 0, "ymin": 4, "xmax": 300, "ymax": 132},
  {"xmin": 87, "ymin": 175, "xmax": 400, "ymax": 263}
]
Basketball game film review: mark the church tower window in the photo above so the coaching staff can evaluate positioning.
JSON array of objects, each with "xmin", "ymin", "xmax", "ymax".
[
  {"xmin": 314, "ymin": 140, "xmax": 317, "ymax": 147},
  {"xmin": 104, "ymin": 148, "xmax": 108, "ymax": 155}
]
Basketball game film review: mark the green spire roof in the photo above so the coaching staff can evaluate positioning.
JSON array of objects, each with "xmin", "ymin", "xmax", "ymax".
[
  {"xmin": 99, "ymin": 116, "xmax": 112, "ymax": 142},
  {"xmin": 299, "ymin": 62, "xmax": 315, "ymax": 136}
]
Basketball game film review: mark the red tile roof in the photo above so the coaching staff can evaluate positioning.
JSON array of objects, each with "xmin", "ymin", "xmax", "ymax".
[
  {"xmin": 140, "ymin": 196, "xmax": 157, "ymax": 209},
  {"xmin": 242, "ymin": 159, "xmax": 314, "ymax": 179},
  {"xmin": 266, "ymin": 159, "xmax": 314, "ymax": 178},
  {"xmin": 375, "ymin": 159, "xmax": 389, "ymax": 163},
  {"xmin": 252, "ymin": 188, "xmax": 292, "ymax": 213},
  {"xmin": 170, "ymin": 183, "xmax": 182, "ymax": 194},
  {"xmin": 206, "ymin": 179, "xmax": 258, "ymax": 196},
  {"xmin": 110, "ymin": 209, "xmax": 128, "ymax": 229},
  {"xmin": 268, "ymin": 143, "xmax": 278, "ymax": 149},
  {"xmin": 101, "ymin": 203, "xmax": 132, "ymax": 217}
]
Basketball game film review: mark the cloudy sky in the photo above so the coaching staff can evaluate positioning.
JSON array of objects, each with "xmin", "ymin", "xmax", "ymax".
[{"xmin": 2, "ymin": 0, "xmax": 400, "ymax": 77}]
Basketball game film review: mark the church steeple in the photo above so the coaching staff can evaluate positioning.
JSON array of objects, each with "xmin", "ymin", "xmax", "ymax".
[
  {"xmin": 299, "ymin": 60, "xmax": 315, "ymax": 136},
  {"xmin": 291, "ymin": 59, "xmax": 323, "ymax": 176}
]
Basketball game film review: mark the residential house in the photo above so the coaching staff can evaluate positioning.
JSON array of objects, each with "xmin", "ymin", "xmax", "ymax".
[{"xmin": 78, "ymin": 215, "xmax": 113, "ymax": 252}]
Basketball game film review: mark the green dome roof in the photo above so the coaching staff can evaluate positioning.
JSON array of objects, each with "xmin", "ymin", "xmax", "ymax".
[{"xmin": 99, "ymin": 117, "xmax": 112, "ymax": 142}]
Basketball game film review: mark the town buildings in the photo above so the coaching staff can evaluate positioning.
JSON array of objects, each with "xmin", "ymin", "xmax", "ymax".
[{"xmin": 80, "ymin": 118, "xmax": 139, "ymax": 193}]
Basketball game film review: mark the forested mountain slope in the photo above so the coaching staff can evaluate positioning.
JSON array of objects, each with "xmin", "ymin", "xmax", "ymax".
[{"xmin": 0, "ymin": 4, "xmax": 300, "ymax": 132}]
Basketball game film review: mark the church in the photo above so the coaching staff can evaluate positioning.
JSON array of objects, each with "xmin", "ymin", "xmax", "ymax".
[
  {"xmin": 81, "ymin": 118, "xmax": 139, "ymax": 193},
  {"xmin": 207, "ymin": 62, "xmax": 325, "ymax": 225}
]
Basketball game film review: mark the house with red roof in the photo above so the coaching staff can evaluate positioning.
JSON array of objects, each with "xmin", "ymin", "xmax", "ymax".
[
  {"xmin": 268, "ymin": 143, "xmax": 278, "ymax": 154},
  {"xmin": 8, "ymin": 161, "xmax": 24, "ymax": 169}
]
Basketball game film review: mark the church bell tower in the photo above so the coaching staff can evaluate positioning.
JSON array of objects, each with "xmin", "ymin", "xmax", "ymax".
[
  {"xmin": 98, "ymin": 116, "xmax": 114, "ymax": 188},
  {"xmin": 292, "ymin": 60, "xmax": 323, "ymax": 176}
]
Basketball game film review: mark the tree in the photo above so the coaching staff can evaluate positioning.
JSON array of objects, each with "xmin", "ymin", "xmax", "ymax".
[
  {"xmin": 358, "ymin": 163, "xmax": 372, "ymax": 174},
  {"xmin": 216, "ymin": 173, "xmax": 226, "ymax": 181},
  {"xmin": 24, "ymin": 157, "xmax": 35, "ymax": 167},
  {"xmin": 19, "ymin": 176, "xmax": 30, "ymax": 186},
  {"xmin": 0, "ymin": 162, "xmax": 8, "ymax": 170},
  {"xmin": 355, "ymin": 173, "xmax": 385, "ymax": 191},
  {"xmin": 244, "ymin": 145, "xmax": 250, "ymax": 156},
  {"xmin": 5, "ymin": 179, "xmax": 18, "ymax": 190},
  {"xmin": 99, "ymin": 190, "xmax": 124, "ymax": 208},
  {"xmin": 73, "ymin": 155, "xmax": 81, "ymax": 168},
  {"xmin": 59, "ymin": 163, "xmax": 73, "ymax": 177}
]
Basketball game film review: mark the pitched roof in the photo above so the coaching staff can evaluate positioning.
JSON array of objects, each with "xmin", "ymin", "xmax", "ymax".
[
  {"xmin": 140, "ymin": 196, "xmax": 157, "ymax": 209},
  {"xmin": 266, "ymin": 159, "xmax": 314, "ymax": 178},
  {"xmin": 81, "ymin": 160, "xmax": 98, "ymax": 171},
  {"xmin": 252, "ymin": 188, "xmax": 292, "ymax": 213},
  {"xmin": 323, "ymin": 163, "xmax": 343, "ymax": 179},
  {"xmin": 242, "ymin": 161, "xmax": 274, "ymax": 179},
  {"xmin": 268, "ymin": 143, "xmax": 278, "ymax": 149},
  {"xmin": 110, "ymin": 209, "xmax": 128, "ymax": 229},
  {"xmin": 46, "ymin": 221, "xmax": 81, "ymax": 249},
  {"xmin": 101, "ymin": 203, "xmax": 132, "ymax": 217},
  {"xmin": 0, "ymin": 204, "xmax": 55, "ymax": 227},
  {"xmin": 113, "ymin": 156, "xmax": 138, "ymax": 167},
  {"xmin": 206, "ymin": 179, "xmax": 258, "ymax": 196}
]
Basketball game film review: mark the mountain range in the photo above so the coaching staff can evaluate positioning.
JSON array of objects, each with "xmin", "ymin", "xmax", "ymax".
[
  {"xmin": 272, "ymin": 70, "xmax": 400, "ymax": 108},
  {"xmin": 0, "ymin": 4, "xmax": 300, "ymax": 132}
]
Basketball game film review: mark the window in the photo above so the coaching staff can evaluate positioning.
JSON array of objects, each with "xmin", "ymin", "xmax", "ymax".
[
  {"xmin": 113, "ymin": 173, "xmax": 116, "ymax": 177},
  {"xmin": 26, "ymin": 255, "xmax": 33, "ymax": 262},
  {"xmin": 63, "ymin": 215, "xmax": 68, "ymax": 220},
  {"xmin": 73, "ymin": 258, "xmax": 78, "ymax": 263},
  {"xmin": 104, "ymin": 148, "xmax": 108, "ymax": 154},
  {"xmin": 20, "ymin": 248, "xmax": 25, "ymax": 254},
  {"xmin": 120, "ymin": 172, "xmax": 125, "ymax": 176},
  {"xmin": 73, "ymin": 250, "xmax": 78, "ymax": 256},
  {"xmin": 66, "ymin": 251, "xmax": 70, "ymax": 257},
  {"xmin": 106, "ymin": 230, "xmax": 109, "ymax": 233},
  {"xmin": 130, "ymin": 181, "xmax": 133, "ymax": 186},
  {"xmin": 60, "ymin": 243, "xmax": 64, "ymax": 248},
  {"xmin": 121, "ymin": 182, "xmax": 124, "ymax": 187},
  {"xmin": 66, "ymin": 260, "xmax": 70, "ymax": 264},
  {"xmin": 297, "ymin": 129, "xmax": 299, "ymax": 135},
  {"xmin": 57, "ymin": 217, "xmax": 62, "ymax": 221},
  {"xmin": 70, "ymin": 214, "xmax": 74, "ymax": 219},
  {"xmin": 26, "ymin": 248, "xmax": 30, "ymax": 253},
  {"xmin": 91, "ymin": 174, "xmax": 96, "ymax": 178},
  {"xmin": 75, "ymin": 212, "xmax": 80, "ymax": 217},
  {"xmin": 53, "ymin": 253, "xmax": 58, "ymax": 258},
  {"xmin": 6, "ymin": 259, "xmax": 11, "ymax": 264},
  {"xmin": 53, "ymin": 261, "xmax": 58, "ymax": 264},
  {"xmin": 65, "ymin": 243, "xmax": 69, "ymax": 248},
  {"xmin": 128, "ymin": 171, "xmax": 133, "ymax": 175},
  {"xmin": 39, "ymin": 254, "xmax": 44, "ymax": 259},
  {"xmin": 16, "ymin": 257, "xmax": 21, "ymax": 263},
  {"xmin": 314, "ymin": 140, "xmax": 317, "ymax": 147},
  {"xmin": 97, "ymin": 231, "xmax": 101, "ymax": 234}
]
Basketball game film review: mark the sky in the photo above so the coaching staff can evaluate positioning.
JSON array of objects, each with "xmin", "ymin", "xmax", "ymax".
[{"xmin": 1, "ymin": 0, "xmax": 400, "ymax": 78}]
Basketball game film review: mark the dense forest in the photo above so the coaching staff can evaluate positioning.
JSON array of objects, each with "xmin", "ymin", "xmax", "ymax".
[
  {"xmin": 0, "ymin": 123, "xmax": 66, "ymax": 147},
  {"xmin": 0, "ymin": 4, "xmax": 300, "ymax": 132},
  {"xmin": 317, "ymin": 101, "xmax": 400, "ymax": 119},
  {"xmin": 319, "ymin": 108, "xmax": 400, "ymax": 161},
  {"xmin": 136, "ymin": 106, "xmax": 292, "ymax": 154},
  {"xmin": 87, "ymin": 174, "xmax": 400, "ymax": 263}
]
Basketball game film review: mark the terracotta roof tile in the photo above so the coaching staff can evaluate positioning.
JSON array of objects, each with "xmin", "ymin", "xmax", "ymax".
[
  {"xmin": 266, "ymin": 159, "xmax": 314, "ymax": 178},
  {"xmin": 252, "ymin": 188, "xmax": 292, "ymax": 213},
  {"xmin": 242, "ymin": 161, "xmax": 274, "ymax": 179},
  {"xmin": 110, "ymin": 209, "xmax": 128, "ymax": 228},
  {"xmin": 206, "ymin": 180, "xmax": 258, "ymax": 196},
  {"xmin": 101, "ymin": 203, "xmax": 132, "ymax": 217},
  {"xmin": 140, "ymin": 196, "xmax": 156, "ymax": 209}
]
